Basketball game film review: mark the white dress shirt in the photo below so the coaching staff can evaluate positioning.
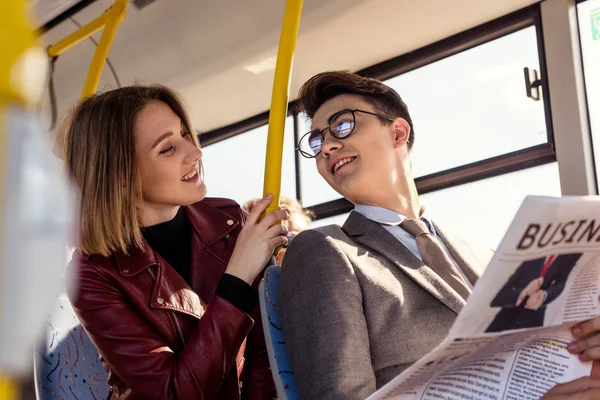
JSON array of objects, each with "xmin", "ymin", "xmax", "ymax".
[{"xmin": 354, "ymin": 204, "xmax": 473, "ymax": 289}]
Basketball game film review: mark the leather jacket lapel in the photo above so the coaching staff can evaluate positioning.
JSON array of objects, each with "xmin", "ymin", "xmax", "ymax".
[
  {"xmin": 149, "ymin": 256, "xmax": 205, "ymax": 321},
  {"xmin": 186, "ymin": 201, "xmax": 242, "ymax": 301},
  {"xmin": 111, "ymin": 200, "xmax": 245, "ymax": 323},
  {"xmin": 112, "ymin": 229, "xmax": 205, "ymax": 321}
]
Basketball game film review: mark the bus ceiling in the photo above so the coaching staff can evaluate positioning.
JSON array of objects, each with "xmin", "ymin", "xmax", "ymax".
[{"xmin": 37, "ymin": 0, "xmax": 542, "ymax": 133}]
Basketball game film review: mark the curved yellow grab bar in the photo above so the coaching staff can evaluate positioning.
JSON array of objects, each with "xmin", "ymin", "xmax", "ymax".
[
  {"xmin": 47, "ymin": 0, "xmax": 127, "ymax": 98},
  {"xmin": 262, "ymin": 0, "xmax": 303, "ymax": 218}
]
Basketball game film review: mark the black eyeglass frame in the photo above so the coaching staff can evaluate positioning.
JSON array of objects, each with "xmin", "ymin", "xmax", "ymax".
[{"xmin": 295, "ymin": 109, "xmax": 395, "ymax": 158}]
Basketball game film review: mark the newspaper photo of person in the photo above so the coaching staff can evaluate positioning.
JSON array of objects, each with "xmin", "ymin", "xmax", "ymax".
[{"xmin": 485, "ymin": 253, "xmax": 583, "ymax": 333}]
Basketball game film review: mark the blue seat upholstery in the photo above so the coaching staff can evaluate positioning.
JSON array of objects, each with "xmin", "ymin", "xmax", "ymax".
[
  {"xmin": 259, "ymin": 265, "xmax": 299, "ymax": 400},
  {"xmin": 35, "ymin": 291, "xmax": 109, "ymax": 400}
]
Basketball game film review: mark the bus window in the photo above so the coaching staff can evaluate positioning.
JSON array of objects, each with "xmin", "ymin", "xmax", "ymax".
[
  {"xmin": 420, "ymin": 163, "xmax": 560, "ymax": 249},
  {"xmin": 201, "ymin": 116, "xmax": 297, "ymax": 205},
  {"xmin": 299, "ymin": 22, "xmax": 552, "ymax": 208},
  {"xmin": 386, "ymin": 26, "xmax": 548, "ymax": 178}
]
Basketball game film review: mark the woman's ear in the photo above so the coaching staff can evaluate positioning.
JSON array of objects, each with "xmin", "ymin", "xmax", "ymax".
[{"xmin": 392, "ymin": 117, "xmax": 411, "ymax": 149}]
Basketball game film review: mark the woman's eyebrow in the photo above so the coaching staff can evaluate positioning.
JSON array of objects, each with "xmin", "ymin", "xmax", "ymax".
[{"xmin": 149, "ymin": 131, "xmax": 174, "ymax": 151}]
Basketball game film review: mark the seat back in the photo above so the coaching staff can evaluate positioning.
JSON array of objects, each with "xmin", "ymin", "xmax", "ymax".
[
  {"xmin": 258, "ymin": 265, "xmax": 299, "ymax": 400},
  {"xmin": 34, "ymin": 291, "xmax": 109, "ymax": 400}
]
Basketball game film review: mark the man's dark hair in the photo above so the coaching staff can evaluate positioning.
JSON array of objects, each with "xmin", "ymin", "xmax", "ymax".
[{"xmin": 298, "ymin": 71, "xmax": 415, "ymax": 149}]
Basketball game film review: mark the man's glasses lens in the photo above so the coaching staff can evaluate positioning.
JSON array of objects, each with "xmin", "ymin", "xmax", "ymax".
[
  {"xmin": 308, "ymin": 131, "xmax": 323, "ymax": 155},
  {"xmin": 297, "ymin": 130, "xmax": 322, "ymax": 157},
  {"xmin": 298, "ymin": 111, "xmax": 357, "ymax": 157},
  {"xmin": 330, "ymin": 112, "xmax": 355, "ymax": 137}
]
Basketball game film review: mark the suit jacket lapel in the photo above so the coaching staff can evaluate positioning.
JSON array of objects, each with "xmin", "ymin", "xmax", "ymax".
[{"xmin": 343, "ymin": 211, "xmax": 464, "ymax": 314}]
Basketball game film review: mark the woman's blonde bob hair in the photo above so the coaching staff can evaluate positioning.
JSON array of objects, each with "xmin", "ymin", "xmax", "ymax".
[{"xmin": 64, "ymin": 85, "xmax": 199, "ymax": 256}]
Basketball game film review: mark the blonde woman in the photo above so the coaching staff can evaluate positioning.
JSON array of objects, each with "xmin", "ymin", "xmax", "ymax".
[{"xmin": 64, "ymin": 85, "xmax": 286, "ymax": 399}]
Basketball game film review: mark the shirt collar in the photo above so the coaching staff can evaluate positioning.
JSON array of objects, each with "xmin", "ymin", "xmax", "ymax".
[{"xmin": 354, "ymin": 204, "xmax": 436, "ymax": 235}]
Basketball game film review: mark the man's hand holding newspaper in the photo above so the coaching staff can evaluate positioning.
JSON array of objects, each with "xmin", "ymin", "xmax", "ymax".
[
  {"xmin": 540, "ymin": 317, "xmax": 600, "ymax": 399},
  {"xmin": 542, "ymin": 376, "xmax": 600, "ymax": 399},
  {"xmin": 369, "ymin": 196, "xmax": 600, "ymax": 400},
  {"xmin": 569, "ymin": 317, "xmax": 600, "ymax": 367}
]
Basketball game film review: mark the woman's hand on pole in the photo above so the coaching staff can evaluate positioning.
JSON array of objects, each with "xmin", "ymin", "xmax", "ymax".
[{"xmin": 226, "ymin": 194, "xmax": 288, "ymax": 284}]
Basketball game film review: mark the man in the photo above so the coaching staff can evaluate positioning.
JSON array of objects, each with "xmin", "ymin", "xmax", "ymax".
[
  {"xmin": 278, "ymin": 71, "xmax": 600, "ymax": 400},
  {"xmin": 487, "ymin": 252, "xmax": 581, "ymax": 332}
]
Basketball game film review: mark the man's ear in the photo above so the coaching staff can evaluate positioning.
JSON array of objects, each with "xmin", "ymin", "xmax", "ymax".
[{"xmin": 392, "ymin": 117, "xmax": 411, "ymax": 149}]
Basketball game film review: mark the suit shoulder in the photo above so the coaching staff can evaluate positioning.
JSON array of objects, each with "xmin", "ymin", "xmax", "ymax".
[
  {"xmin": 284, "ymin": 225, "xmax": 354, "ymax": 269},
  {"xmin": 281, "ymin": 226, "xmax": 358, "ymax": 289},
  {"xmin": 314, "ymin": 224, "xmax": 348, "ymax": 238},
  {"xmin": 291, "ymin": 224, "xmax": 345, "ymax": 246}
]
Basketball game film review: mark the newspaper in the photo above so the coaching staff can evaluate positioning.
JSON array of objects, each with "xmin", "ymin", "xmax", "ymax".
[{"xmin": 369, "ymin": 196, "xmax": 600, "ymax": 400}]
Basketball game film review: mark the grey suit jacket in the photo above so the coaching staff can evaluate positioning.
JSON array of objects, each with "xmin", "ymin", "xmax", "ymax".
[{"xmin": 279, "ymin": 211, "xmax": 493, "ymax": 400}]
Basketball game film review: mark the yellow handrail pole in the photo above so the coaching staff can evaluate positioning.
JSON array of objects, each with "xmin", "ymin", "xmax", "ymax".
[
  {"xmin": 1, "ymin": 0, "xmax": 46, "ymax": 398},
  {"xmin": 0, "ymin": 377, "xmax": 18, "ymax": 400},
  {"xmin": 47, "ymin": 14, "xmax": 108, "ymax": 58},
  {"xmin": 46, "ymin": 0, "xmax": 127, "ymax": 98},
  {"xmin": 80, "ymin": 0, "xmax": 127, "ymax": 97},
  {"xmin": 262, "ymin": 0, "xmax": 303, "ymax": 218}
]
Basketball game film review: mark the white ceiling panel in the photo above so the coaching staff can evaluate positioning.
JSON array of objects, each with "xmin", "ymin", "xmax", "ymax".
[
  {"xmin": 40, "ymin": 0, "xmax": 542, "ymax": 132},
  {"xmin": 32, "ymin": 0, "xmax": 86, "ymax": 25}
]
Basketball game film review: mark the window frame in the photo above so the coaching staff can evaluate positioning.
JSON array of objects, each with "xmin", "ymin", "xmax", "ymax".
[{"xmin": 574, "ymin": 0, "xmax": 600, "ymax": 190}]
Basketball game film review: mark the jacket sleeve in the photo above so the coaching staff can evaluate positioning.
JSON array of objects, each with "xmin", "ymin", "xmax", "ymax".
[
  {"xmin": 69, "ymin": 259, "xmax": 254, "ymax": 400},
  {"xmin": 489, "ymin": 261, "xmax": 531, "ymax": 308},
  {"xmin": 231, "ymin": 203, "xmax": 276, "ymax": 399},
  {"xmin": 279, "ymin": 230, "xmax": 376, "ymax": 400}
]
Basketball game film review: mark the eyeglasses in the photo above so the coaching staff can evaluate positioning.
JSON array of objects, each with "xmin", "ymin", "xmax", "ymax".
[{"xmin": 296, "ymin": 109, "xmax": 394, "ymax": 158}]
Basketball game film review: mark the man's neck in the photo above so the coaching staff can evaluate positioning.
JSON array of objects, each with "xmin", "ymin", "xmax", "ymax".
[{"xmin": 355, "ymin": 177, "xmax": 421, "ymax": 218}]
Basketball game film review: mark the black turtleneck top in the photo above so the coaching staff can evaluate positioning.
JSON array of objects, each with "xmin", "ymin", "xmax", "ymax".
[{"xmin": 142, "ymin": 207, "xmax": 257, "ymax": 314}]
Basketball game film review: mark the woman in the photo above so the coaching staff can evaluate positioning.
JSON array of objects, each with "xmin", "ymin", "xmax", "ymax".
[{"xmin": 64, "ymin": 85, "xmax": 287, "ymax": 399}]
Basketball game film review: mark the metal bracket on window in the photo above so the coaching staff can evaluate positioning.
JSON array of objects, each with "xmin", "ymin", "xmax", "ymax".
[{"xmin": 524, "ymin": 67, "xmax": 542, "ymax": 101}]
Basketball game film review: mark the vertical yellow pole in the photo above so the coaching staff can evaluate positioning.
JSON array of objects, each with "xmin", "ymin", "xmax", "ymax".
[
  {"xmin": 0, "ymin": 108, "xmax": 12, "ymax": 400},
  {"xmin": 262, "ymin": 0, "xmax": 303, "ymax": 217},
  {"xmin": 0, "ymin": 374, "xmax": 18, "ymax": 399}
]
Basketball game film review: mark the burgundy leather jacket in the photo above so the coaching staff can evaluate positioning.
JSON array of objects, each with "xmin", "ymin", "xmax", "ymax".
[{"xmin": 67, "ymin": 198, "xmax": 276, "ymax": 399}]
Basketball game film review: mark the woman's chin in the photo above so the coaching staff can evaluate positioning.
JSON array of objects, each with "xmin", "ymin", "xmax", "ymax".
[
  {"xmin": 176, "ymin": 181, "xmax": 207, "ymax": 205},
  {"xmin": 197, "ymin": 182, "xmax": 208, "ymax": 201}
]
